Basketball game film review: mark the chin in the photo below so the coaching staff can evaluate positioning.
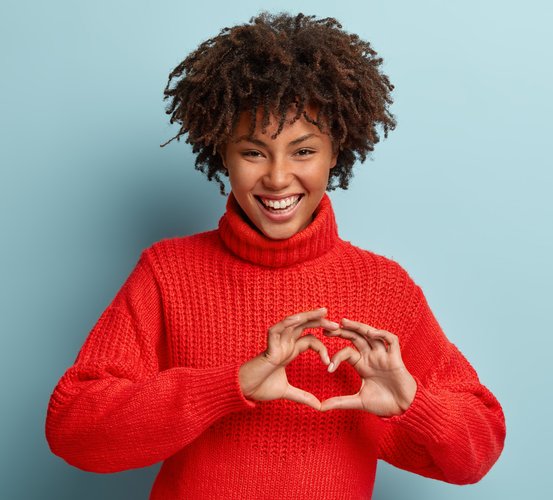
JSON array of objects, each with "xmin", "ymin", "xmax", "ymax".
[
  {"xmin": 261, "ymin": 225, "xmax": 299, "ymax": 240},
  {"xmin": 267, "ymin": 233, "xmax": 293, "ymax": 241}
]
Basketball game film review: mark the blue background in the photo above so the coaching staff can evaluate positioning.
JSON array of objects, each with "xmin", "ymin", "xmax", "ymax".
[{"xmin": 1, "ymin": 0, "xmax": 551, "ymax": 498}]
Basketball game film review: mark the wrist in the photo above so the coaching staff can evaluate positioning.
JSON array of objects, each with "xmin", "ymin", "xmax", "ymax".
[
  {"xmin": 238, "ymin": 361, "xmax": 256, "ymax": 398},
  {"xmin": 395, "ymin": 371, "xmax": 418, "ymax": 413},
  {"xmin": 238, "ymin": 354, "xmax": 275, "ymax": 399}
]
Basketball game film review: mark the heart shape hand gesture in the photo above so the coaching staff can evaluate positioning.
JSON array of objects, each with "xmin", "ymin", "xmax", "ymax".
[{"xmin": 238, "ymin": 308, "xmax": 417, "ymax": 417}]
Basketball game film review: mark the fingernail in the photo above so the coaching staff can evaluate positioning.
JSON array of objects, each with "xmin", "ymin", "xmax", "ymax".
[
  {"xmin": 318, "ymin": 307, "xmax": 327, "ymax": 312},
  {"xmin": 328, "ymin": 321, "xmax": 339, "ymax": 328},
  {"xmin": 328, "ymin": 362, "xmax": 335, "ymax": 372}
]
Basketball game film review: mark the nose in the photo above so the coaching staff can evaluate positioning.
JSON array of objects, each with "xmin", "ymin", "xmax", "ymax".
[{"xmin": 262, "ymin": 156, "xmax": 294, "ymax": 191}]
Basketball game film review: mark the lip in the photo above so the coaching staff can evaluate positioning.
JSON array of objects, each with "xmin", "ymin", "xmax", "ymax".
[
  {"xmin": 254, "ymin": 194, "xmax": 304, "ymax": 222},
  {"xmin": 255, "ymin": 193, "xmax": 303, "ymax": 201}
]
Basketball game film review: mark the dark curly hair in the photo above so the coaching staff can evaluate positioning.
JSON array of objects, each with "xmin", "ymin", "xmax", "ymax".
[{"xmin": 161, "ymin": 11, "xmax": 397, "ymax": 195}]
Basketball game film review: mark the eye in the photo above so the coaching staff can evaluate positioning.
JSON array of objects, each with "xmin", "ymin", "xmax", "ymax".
[
  {"xmin": 295, "ymin": 148, "xmax": 315, "ymax": 157},
  {"xmin": 241, "ymin": 150, "xmax": 263, "ymax": 158}
]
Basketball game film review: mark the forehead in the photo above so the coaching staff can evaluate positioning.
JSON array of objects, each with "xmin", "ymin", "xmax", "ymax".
[{"xmin": 231, "ymin": 102, "xmax": 322, "ymax": 139}]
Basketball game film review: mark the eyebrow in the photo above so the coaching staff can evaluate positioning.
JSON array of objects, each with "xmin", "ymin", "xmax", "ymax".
[{"xmin": 234, "ymin": 133, "xmax": 320, "ymax": 147}]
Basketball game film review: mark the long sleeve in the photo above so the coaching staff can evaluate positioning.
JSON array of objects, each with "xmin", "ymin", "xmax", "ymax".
[
  {"xmin": 45, "ymin": 249, "xmax": 256, "ymax": 473},
  {"xmin": 377, "ymin": 285, "xmax": 506, "ymax": 485}
]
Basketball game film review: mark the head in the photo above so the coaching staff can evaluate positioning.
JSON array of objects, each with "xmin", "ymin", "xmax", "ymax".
[
  {"xmin": 161, "ymin": 11, "xmax": 396, "ymax": 236},
  {"xmin": 219, "ymin": 101, "xmax": 337, "ymax": 239}
]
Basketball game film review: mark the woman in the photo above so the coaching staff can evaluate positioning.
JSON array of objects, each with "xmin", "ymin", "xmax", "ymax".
[{"xmin": 45, "ymin": 11, "xmax": 506, "ymax": 499}]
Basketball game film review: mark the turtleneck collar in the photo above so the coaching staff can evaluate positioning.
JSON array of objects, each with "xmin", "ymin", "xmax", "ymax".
[{"xmin": 217, "ymin": 191, "xmax": 340, "ymax": 268}]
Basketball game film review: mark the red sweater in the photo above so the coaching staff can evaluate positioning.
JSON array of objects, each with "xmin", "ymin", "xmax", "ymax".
[{"xmin": 45, "ymin": 192, "xmax": 505, "ymax": 499}]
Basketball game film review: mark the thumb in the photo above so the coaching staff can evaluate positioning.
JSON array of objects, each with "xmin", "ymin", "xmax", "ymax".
[
  {"xmin": 320, "ymin": 394, "xmax": 363, "ymax": 412},
  {"xmin": 283, "ymin": 384, "xmax": 321, "ymax": 411}
]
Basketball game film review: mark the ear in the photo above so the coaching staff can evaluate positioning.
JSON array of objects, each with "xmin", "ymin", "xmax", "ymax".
[
  {"xmin": 219, "ymin": 145, "xmax": 228, "ymax": 170},
  {"xmin": 329, "ymin": 141, "xmax": 339, "ymax": 169},
  {"xmin": 330, "ymin": 151, "xmax": 338, "ymax": 170}
]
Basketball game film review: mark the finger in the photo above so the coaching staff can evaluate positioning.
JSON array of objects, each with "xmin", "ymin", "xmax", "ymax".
[
  {"xmin": 327, "ymin": 346, "xmax": 361, "ymax": 373},
  {"xmin": 341, "ymin": 318, "xmax": 399, "ymax": 352},
  {"xmin": 282, "ymin": 317, "xmax": 340, "ymax": 343},
  {"xmin": 320, "ymin": 394, "xmax": 364, "ymax": 412},
  {"xmin": 267, "ymin": 308, "xmax": 327, "ymax": 344},
  {"xmin": 323, "ymin": 326, "xmax": 372, "ymax": 353},
  {"xmin": 295, "ymin": 334, "xmax": 331, "ymax": 365},
  {"xmin": 283, "ymin": 384, "xmax": 321, "ymax": 410},
  {"xmin": 271, "ymin": 307, "xmax": 329, "ymax": 341}
]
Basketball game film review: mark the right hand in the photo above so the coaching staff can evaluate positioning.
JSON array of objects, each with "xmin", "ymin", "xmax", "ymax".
[{"xmin": 238, "ymin": 307, "xmax": 340, "ymax": 410}]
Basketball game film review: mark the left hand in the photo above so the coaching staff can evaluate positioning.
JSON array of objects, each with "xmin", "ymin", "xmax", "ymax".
[{"xmin": 320, "ymin": 317, "xmax": 417, "ymax": 417}]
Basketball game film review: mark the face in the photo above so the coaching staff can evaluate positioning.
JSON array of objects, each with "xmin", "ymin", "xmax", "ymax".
[{"xmin": 220, "ymin": 104, "xmax": 337, "ymax": 240}]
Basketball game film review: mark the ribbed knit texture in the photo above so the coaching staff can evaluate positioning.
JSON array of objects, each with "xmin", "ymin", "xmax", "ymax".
[{"xmin": 45, "ymin": 192, "xmax": 506, "ymax": 499}]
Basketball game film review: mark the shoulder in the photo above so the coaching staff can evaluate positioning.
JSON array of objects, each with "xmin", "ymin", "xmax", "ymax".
[{"xmin": 139, "ymin": 230, "xmax": 221, "ymax": 270}]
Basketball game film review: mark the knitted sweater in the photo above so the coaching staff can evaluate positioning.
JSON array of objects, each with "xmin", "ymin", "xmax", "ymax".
[{"xmin": 45, "ymin": 192, "xmax": 506, "ymax": 499}]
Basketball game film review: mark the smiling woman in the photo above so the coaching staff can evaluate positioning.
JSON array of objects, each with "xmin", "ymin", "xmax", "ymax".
[
  {"xmin": 45, "ymin": 10, "xmax": 505, "ymax": 500},
  {"xmin": 220, "ymin": 103, "xmax": 338, "ymax": 240}
]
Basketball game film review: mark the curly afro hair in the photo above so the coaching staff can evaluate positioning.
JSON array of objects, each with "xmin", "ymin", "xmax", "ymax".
[{"xmin": 161, "ymin": 11, "xmax": 397, "ymax": 196}]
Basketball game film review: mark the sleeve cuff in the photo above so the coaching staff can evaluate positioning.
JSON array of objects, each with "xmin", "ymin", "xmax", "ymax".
[
  {"xmin": 379, "ymin": 375, "xmax": 454, "ymax": 445},
  {"xmin": 172, "ymin": 362, "xmax": 257, "ymax": 422}
]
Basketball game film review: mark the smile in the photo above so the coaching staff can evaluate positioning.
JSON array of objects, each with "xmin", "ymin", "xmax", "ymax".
[{"xmin": 255, "ymin": 194, "xmax": 304, "ymax": 221}]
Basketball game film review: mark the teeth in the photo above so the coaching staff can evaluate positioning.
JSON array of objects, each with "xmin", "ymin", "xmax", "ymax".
[{"xmin": 260, "ymin": 195, "xmax": 300, "ymax": 209}]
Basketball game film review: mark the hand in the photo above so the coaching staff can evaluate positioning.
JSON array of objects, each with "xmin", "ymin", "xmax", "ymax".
[
  {"xmin": 238, "ymin": 307, "xmax": 340, "ymax": 410},
  {"xmin": 320, "ymin": 317, "xmax": 417, "ymax": 416}
]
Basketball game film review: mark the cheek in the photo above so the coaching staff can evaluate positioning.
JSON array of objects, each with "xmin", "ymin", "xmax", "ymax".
[
  {"xmin": 303, "ymin": 165, "xmax": 332, "ymax": 188},
  {"xmin": 228, "ymin": 167, "xmax": 258, "ymax": 191}
]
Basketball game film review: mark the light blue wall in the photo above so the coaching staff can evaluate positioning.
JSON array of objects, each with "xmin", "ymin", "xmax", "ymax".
[{"xmin": 1, "ymin": 0, "xmax": 550, "ymax": 498}]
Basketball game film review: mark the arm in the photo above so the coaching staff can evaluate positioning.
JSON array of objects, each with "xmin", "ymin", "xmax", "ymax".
[
  {"xmin": 376, "ymin": 286, "xmax": 506, "ymax": 484},
  {"xmin": 45, "ymin": 249, "xmax": 255, "ymax": 473}
]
